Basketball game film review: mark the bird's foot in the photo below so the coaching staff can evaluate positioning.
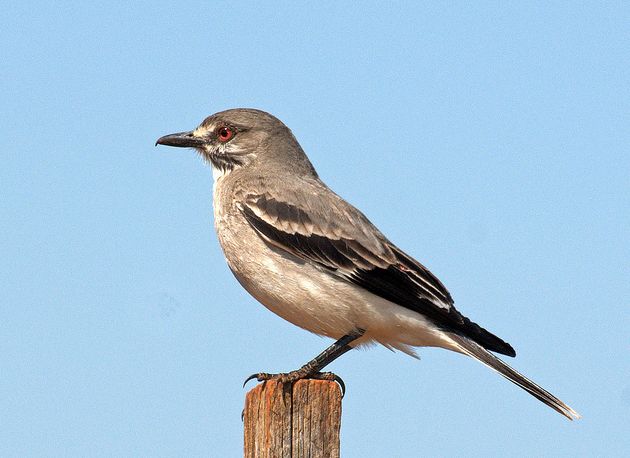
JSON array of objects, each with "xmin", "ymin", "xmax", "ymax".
[
  {"xmin": 245, "ymin": 370, "xmax": 336, "ymax": 384},
  {"xmin": 243, "ymin": 371, "xmax": 346, "ymax": 396}
]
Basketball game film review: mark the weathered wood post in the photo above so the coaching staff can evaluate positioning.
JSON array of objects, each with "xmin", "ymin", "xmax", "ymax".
[{"xmin": 243, "ymin": 379, "xmax": 342, "ymax": 458}]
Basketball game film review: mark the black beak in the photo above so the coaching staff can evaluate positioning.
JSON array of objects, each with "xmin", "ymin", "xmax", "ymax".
[{"xmin": 155, "ymin": 131, "xmax": 206, "ymax": 148}]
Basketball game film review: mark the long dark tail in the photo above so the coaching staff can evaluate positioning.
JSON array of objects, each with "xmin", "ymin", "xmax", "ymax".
[{"xmin": 448, "ymin": 334, "xmax": 580, "ymax": 420}]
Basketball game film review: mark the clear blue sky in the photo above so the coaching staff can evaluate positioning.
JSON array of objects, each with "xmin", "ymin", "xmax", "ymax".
[{"xmin": 1, "ymin": 2, "xmax": 628, "ymax": 456}]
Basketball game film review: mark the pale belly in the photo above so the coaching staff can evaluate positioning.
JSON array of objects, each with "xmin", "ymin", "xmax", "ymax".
[{"xmin": 213, "ymin": 194, "xmax": 455, "ymax": 356}]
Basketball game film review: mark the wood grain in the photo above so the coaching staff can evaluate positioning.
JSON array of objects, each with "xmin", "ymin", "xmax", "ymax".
[{"xmin": 244, "ymin": 379, "xmax": 342, "ymax": 458}]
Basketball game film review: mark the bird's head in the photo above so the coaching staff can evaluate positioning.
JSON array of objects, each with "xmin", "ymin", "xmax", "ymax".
[{"xmin": 156, "ymin": 108, "xmax": 317, "ymax": 178}]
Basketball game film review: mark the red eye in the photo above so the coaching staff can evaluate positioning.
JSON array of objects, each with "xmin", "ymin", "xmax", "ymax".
[{"xmin": 217, "ymin": 126, "xmax": 234, "ymax": 142}]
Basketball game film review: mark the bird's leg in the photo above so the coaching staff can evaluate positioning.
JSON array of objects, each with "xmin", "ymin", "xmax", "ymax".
[{"xmin": 244, "ymin": 328, "xmax": 365, "ymax": 391}]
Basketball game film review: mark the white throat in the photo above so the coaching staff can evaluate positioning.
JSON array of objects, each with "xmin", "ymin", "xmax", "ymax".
[{"xmin": 212, "ymin": 165, "xmax": 227, "ymax": 181}]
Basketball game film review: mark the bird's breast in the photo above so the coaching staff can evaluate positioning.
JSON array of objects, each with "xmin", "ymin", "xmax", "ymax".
[{"xmin": 209, "ymin": 175, "xmax": 452, "ymax": 353}]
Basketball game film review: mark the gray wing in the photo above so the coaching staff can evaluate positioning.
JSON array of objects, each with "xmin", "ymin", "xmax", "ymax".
[{"xmin": 238, "ymin": 183, "xmax": 515, "ymax": 357}]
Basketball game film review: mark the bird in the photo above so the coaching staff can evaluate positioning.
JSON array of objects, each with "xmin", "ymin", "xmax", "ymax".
[{"xmin": 156, "ymin": 108, "xmax": 580, "ymax": 420}]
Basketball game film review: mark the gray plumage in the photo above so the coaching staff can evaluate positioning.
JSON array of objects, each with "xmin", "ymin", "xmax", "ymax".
[{"xmin": 156, "ymin": 108, "xmax": 580, "ymax": 420}]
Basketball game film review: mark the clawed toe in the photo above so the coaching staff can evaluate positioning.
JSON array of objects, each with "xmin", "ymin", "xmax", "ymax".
[
  {"xmin": 308, "ymin": 372, "xmax": 346, "ymax": 397},
  {"xmin": 242, "ymin": 370, "xmax": 346, "ymax": 396},
  {"xmin": 242, "ymin": 371, "xmax": 302, "ymax": 387},
  {"xmin": 328, "ymin": 373, "xmax": 346, "ymax": 397},
  {"xmin": 242, "ymin": 372, "xmax": 271, "ymax": 388}
]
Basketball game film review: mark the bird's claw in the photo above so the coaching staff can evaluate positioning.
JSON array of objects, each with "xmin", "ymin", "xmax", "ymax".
[
  {"xmin": 242, "ymin": 373, "xmax": 262, "ymax": 388},
  {"xmin": 327, "ymin": 373, "xmax": 346, "ymax": 397},
  {"xmin": 242, "ymin": 371, "xmax": 346, "ymax": 396}
]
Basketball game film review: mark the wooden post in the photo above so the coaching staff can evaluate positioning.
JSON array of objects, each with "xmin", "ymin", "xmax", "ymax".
[{"xmin": 243, "ymin": 379, "xmax": 342, "ymax": 458}]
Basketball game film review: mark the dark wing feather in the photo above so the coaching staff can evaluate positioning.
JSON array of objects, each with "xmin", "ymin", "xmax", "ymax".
[{"xmin": 239, "ymin": 190, "xmax": 515, "ymax": 357}]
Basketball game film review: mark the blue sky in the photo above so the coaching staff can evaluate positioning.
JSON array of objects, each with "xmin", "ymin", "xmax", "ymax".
[{"xmin": 1, "ymin": 2, "xmax": 628, "ymax": 456}]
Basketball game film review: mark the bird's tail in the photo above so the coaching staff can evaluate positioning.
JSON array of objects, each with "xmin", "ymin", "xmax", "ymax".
[{"xmin": 447, "ymin": 333, "xmax": 581, "ymax": 420}]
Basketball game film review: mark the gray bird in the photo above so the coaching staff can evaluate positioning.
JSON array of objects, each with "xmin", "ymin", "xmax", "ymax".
[{"xmin": 156, "ymin": 108, "xmax": 579, "ymax": 420}]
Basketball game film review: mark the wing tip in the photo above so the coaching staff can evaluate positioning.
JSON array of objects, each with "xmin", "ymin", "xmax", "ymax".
[
  {"xmin": 456, "ymin": 315, "xmax": 517, "ymax": 357},
  {"xmin": 501, "ymin": 343, "xmax": 517, "ymax": 358}
]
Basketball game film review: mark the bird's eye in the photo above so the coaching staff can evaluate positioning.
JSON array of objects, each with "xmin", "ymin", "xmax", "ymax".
[{"xmin": 217, "ymin": 126, "xmax": 234, "ymax": 142}]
